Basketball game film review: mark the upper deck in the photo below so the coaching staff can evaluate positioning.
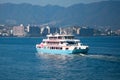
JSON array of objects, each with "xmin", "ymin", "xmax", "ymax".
[{"xmin": 46, "ymin": 33, "xmax": 74, "ymax": 40}]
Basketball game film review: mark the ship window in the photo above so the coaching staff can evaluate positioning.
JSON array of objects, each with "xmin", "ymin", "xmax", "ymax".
[
  {"xmin": 65, "ymin": 36, "xmax": 67, "ymax": 39},
  {"xmin": 64, "ymin": 36, "xmax": 74, "ymax": 39},
  {"xmin": 60, "ymin": 47, "xmax": 62, "ymax": 50},
  {"xmin": 49, "ymin": 37, "xmax": 57, "ymax": 39},
  {"xmin": 52, "ymin": 47, "xmax": 54, "ymax": 49},
  {"xmin": 67, "ymin": 41, "xmax": 75, "ymax": 44},
  {"xmin": 56, "ymin": 47, "xmax": 59, "ymax": 49},
  {"xmin": 53, "ymin": 47, "xmax": 54, "ymax": 49},
  {"xmin": 58, "ymin": 36, "xmax": 62, "ymax": 39},
  {"xmin": 61, "ymin": 42, "xmax": 63, "ymax": 44},
  {"xmin": 74, "ymin": 47, "xmax": 77, "ymax": 49},
  {"xmin": 66, "ymin": 48, "xmax": 68, "ymax": 50}
]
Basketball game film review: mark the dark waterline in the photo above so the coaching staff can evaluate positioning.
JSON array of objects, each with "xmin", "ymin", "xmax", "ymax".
[{"xmin": 0, "ymin": 36, "xmax": 120, "ymax": 80}]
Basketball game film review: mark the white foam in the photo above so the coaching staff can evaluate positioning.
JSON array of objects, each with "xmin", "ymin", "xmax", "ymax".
[
  {"xmin": 80, "ymin": 54, "xmax": 120, "ymax": 62},
  {"xmin": 36, "ymin": 52, "xmax": 73, "ymax": 60}
]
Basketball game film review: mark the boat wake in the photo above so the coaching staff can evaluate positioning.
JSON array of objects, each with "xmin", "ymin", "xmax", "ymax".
[
  {"xmin": 79, "ymin": 53, "xmax": 120, "ymax": 62},
  {"xmin": 36, "ymin": 52, "xmax": 74, "ymax": 60},
  {"xmin": 36, "ymin": 52, "xmax": 120, "ymax": 62}
]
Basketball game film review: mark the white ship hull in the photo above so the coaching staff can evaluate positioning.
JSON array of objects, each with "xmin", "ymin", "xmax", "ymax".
[{"xmin": 36, "ymin": 47, "xmax": 89, "ymax": 55}]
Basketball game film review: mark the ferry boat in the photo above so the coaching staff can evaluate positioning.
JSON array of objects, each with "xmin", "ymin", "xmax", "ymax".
[{"xmin": 36, "ymin": 33, "xmax": 89, "ymax": 55}]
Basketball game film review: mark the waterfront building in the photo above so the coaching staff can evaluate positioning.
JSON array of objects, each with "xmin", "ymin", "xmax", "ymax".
[
  {"xmin": 40, "ymin": 26, "xmax": 50, "ymax": 36},
  {"xmin": 28, "ymin": 26, "xmax": 40, "ymax": 37},
  {"xmin": 13, "ymin": 25, "xmax": 25, "ymax": 37}
]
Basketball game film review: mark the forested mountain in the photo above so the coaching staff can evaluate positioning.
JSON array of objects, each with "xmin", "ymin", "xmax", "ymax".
[{"xmin": 0, "ymin": 1, "xmax": 120, "ymax": 29}]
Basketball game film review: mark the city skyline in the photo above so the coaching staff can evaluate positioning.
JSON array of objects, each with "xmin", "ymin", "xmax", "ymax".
[{"xmin": 0, "ymin": 24, "xmax": 120, "ymax": 37}]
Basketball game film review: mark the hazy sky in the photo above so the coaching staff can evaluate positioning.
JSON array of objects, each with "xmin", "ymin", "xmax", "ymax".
[{"xmin": 0, "ymin": 0, "xmax": 111, "ymax": 7}]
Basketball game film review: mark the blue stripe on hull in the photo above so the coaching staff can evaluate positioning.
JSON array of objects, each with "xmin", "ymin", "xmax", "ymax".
[{"xmin": 36, "ymin": 48, "xmax": 88, "ymax": 55}]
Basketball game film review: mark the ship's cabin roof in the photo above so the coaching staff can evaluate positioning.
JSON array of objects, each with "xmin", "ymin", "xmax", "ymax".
[{"xmin": 47, "ymin": 33, "xmax": 74, "ymax": 39}]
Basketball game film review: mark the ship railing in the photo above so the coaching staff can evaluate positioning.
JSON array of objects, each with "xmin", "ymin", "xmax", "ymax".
[{"xmin": 43, "ymin": 39, "xmax": 75, "ymax": 41}]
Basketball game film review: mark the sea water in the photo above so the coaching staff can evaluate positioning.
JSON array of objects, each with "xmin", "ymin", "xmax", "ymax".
[{"xmin": 0, "ymin": 36, "xmax": 120, "ymax": 80}]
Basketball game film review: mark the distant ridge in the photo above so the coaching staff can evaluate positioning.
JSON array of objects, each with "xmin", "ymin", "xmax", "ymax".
[{"xmin": 0, "ymin": 1, "xmax": 120, "ymax": 29}]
